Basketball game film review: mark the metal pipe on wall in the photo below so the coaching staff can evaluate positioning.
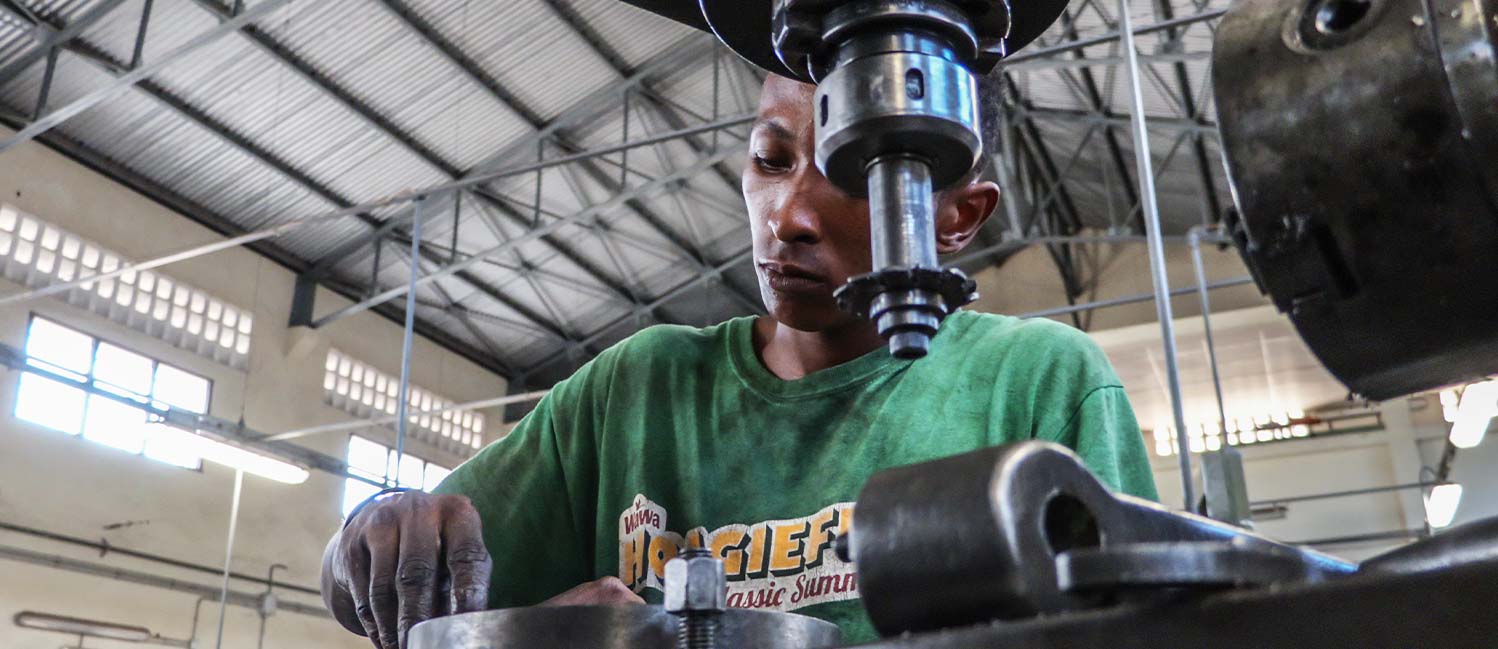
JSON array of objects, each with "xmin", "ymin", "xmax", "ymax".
[
  {"xmin": 1117, "ymin": 0, "xmax": 1196, "ymax": 509},
  {"xmin": 0, "ymin": 544, "xmax": 327, "ymax": 618},
  {"xmin": 0, "ymin": 520, "xmax": 320, "ymax": 595}
]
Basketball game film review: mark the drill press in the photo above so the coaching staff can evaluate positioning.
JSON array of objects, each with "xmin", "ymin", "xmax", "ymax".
[{"xmin": 627, "ymin": 0, "xmax": 1066, "ymax": 357}]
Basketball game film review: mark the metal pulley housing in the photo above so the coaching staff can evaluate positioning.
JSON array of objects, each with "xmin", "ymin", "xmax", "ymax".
[{"xmin": 1214, "ymin": 0, "xmax": 1498, "ymax": 399}]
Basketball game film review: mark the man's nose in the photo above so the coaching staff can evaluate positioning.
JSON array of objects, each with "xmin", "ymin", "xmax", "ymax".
[{"xmin": 768, "ymin": 172, "xmax": 831, "ymax": 245}]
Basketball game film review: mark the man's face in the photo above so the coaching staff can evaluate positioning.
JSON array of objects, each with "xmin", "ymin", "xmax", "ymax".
[{"xmin": 743, "ymin": 77, "xmax": 872, "ymax": 332}]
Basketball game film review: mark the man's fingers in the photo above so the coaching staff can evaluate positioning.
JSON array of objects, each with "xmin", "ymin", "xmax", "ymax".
[
  {"xmin": 346, "ymin": 543, "xmax": 382, "ymax": 649},
  {"xmin": 396, "ymin": 520, "xmax": 441, "ymax": 647},
  {"xmin": 441, "ymin": 501, "xmax": 492, "ymax": 613},
  {"xmin": 540, "ymin": 577, "xmax": 645, "ymax": 606},
  {"xmin": 366, "ymin": 525, "xmax": 402, "ymax": 649}
]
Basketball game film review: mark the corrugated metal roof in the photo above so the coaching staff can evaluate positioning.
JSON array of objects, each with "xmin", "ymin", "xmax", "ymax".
[{"xmin": 0, "ymin": 0, "xmax": 1229, "ymax": 381}]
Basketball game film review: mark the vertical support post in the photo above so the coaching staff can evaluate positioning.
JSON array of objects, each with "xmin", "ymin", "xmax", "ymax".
[
  {"xmin": 214, "ymin": 469, "xmax": 245, "ymax": 649},
  {"xmin": 1191, "ymin": 226, "xmax": 1237, "ymax": 519},
  {"xmin": 394, "ymin": 198, "xmax": 424, "ymax": 477},
  {"xmin": 1119, "ymin": 0, "xmax": 1195, "ymax": 510},
  {"xmin": 288, "ymin": 275, "xmax": 317, "ymax": 327},
  {"xmin": 1190, "ymin": 227, "xmax": 1228, "ymax": 434}
]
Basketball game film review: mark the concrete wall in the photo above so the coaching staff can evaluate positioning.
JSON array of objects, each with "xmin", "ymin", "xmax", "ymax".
[{"xmin": 0, "ymin": 129, "xmax": 506, "ymax": 647}]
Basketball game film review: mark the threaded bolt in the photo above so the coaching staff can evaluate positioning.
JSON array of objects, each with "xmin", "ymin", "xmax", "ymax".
[{"xmin": 665, "ymin": 547, "xmax": 726, "ymax": 649}]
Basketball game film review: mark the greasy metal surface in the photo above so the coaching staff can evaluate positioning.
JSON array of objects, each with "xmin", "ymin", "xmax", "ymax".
[
  {"xmin": 407, "ymin": 606, "xmax": 841, "ymax": 649},
  {"xmin": 849, "ymin": 551, "xmax": 1498, "ymax": 649},
  {"xmin": 847, "ymin": 442, "xmax": 1356, "ymax": 636},
  {"xmin": 1056, "ymin": 541, "xmax": 1337, "ymax": 591},
  {"xmin": 1214, "ymin": 0, "xmax": 1498, "ymax": 399}
]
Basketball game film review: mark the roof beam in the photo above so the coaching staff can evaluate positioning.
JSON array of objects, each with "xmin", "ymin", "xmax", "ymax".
[
  {"xmin": 185, "ymin": 0, "xmax": 463, "ymax": 177},
  {"xmin": 308, "ymin": 142, "xmax": 745, "ymax": 328},
  {"xmin": 368, "ymin": 1, "xmax": 759, "ymax": 312},
  {"xmin": 0, "ymin": 0, "xmax": 130, "ymax": 84},
  {"xmin": 1016, "ymin": 105, "xmax": 1219, "ymax": 135},
  {"xmin": 519, "ymin": 248, "xmax": 754, "ymax": 379},
  {"xmin": 6, "ymin": 7, "xmax": 568, "ymax": 352},
  {"xmin": 179, "ymin": 0, "xmax": 590, "ymax": 340},
  {"xmin": 0, "ymin": 110, "xmax": 512, "ymax": 377},
  {"xmin": 365, "ymin": 0, "xmax": 689, "ymax": 316},
  {"xmin": 536, "ymin": 0, "xmax": 744, "ymax": 194},
  {"xmin": 0, "ymin": 0, "xmax": 293, "ymax": 154}
]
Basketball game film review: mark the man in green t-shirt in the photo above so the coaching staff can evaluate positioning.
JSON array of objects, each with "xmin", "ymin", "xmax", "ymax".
[{"xmin": 320, "ymin": 72, "xmax": 1157, "ymax": 649}]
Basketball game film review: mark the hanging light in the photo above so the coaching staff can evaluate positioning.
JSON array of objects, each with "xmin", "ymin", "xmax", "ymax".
[
  {"xmin": 1449, "ymin": 381, "xmax": 1498, "ymax": 449},
  {"xmin": 1424, "ymin": 483, "xmax": 1464, "ymax": 528}
]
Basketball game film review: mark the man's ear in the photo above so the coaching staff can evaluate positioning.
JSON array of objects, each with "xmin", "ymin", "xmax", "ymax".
[{"xmin": 936, "ymin": 180, "xmax": 1000, "ymax": 254}]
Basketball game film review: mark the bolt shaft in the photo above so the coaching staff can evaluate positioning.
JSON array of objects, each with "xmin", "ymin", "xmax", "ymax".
[{"xmin": 677, "ymin": 613, "xmax": 720, "ymax": 649}]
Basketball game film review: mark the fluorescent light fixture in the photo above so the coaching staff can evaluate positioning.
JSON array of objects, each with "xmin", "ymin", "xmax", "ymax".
[
  {"xmin": 155, "ymin": 427, "xmax": 310, "ymax": 484},
  {"xmin": 14, "ymin": 611, "xmax": 151, "ymax": 641},
  {"xmin": 1425, "ymin": 483, "xmax": 1464, "ymax": 528},
  {"xmin": 1449, "ymin": 381, "xmax": 1498, "ymax": 449}
]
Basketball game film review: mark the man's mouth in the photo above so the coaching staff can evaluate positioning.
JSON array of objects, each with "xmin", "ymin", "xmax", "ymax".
[{"xmin": 758, "ymin": 261, "xmax": 831, "ymax": 294}]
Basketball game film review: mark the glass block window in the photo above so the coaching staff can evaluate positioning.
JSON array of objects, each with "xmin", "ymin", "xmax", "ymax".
[
  {"xmin": 15, "ymin": 316, "xmax": 212, "ymax": 470},
  {"xmin": 341, "ymin": 436, "xmax": 453, "ymax": 516},
  {"xmin": 323, "ymin": 349, "xmax": 485, "ymax": 456},
  {"xmin": 0, "ymin": 204, "xmax": 253, "ymax": 369}
]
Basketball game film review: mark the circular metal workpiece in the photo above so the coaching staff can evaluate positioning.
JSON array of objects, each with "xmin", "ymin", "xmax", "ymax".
[
  {"xmin": 408, "ymin": 606, "xmax": 842, "ymax": 649},
  {"xmin": 1215, "ymin": 0, "xmax": 1498, "ymax": 399}
]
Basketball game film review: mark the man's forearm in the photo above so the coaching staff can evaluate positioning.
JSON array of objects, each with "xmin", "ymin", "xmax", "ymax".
[{"xmin": 321, "ymin": 530, "xmax": 367, "ymax": 636}]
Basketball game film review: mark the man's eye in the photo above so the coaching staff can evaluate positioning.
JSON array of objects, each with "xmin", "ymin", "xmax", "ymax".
[{"xmin": 753, "ymin": 153, "xmax": 791, "ymax": 172}]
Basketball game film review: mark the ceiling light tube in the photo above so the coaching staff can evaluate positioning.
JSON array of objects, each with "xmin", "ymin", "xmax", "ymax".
[{"xmin": 156, "ymin": 427, "xmax": 310, "ymax": 484}]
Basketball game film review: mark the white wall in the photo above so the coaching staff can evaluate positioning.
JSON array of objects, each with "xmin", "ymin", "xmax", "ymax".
[
  {"xmin": 1146, "ymin": 393, "xmax": 1477, "ymax": 563},
  {"xmin": 0, "ymin": 128, "xmax": 506, "ymax": 647},
  {"xmin": 970, "ymin": 236, "xmax": 1268, "ymax": 330}
]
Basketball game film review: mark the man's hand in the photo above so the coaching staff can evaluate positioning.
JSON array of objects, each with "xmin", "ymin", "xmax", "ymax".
[
  {"xmin": 322, "ymin": 491, "xmax": 493, "ymax": 649},
  {"xmin": 539, "ymin": 577, "xmax": 646, "ymax": 606}
]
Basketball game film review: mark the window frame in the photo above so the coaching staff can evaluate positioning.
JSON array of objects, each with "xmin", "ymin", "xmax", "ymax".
[
  {"xmin": 340, "ymin": 433, "xmax": 452, "ymax": 517},
  {"xmin": 16, "ymin": 314, "xmax": 215, "ymax": 470}
]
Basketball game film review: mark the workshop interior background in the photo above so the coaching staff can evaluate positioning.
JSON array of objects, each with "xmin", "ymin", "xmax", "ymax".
[{"xmin": 1, "ymin": 0, "xmax": 1495, "ymax": 647}]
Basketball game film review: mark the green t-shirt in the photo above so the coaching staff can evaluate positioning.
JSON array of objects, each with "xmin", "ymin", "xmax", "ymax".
[{"xmin": 435, "ymin": 310, "xmax": 1157, "ymax": 643}]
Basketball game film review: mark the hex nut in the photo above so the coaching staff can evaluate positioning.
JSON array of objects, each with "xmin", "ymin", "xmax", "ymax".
[{"xmin": 663, "ymin": 550, "xmax": 727, "ymax": 613}]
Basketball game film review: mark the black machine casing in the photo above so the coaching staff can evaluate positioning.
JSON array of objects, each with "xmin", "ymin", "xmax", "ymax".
[{"xmin": 1214, "ymin": 0, "xmax": 1498, "ymax": 399}]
